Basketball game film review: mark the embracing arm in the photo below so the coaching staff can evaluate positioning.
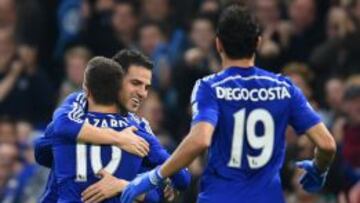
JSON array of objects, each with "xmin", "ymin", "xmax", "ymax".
[{"xmin": 53, "ymin": 92, "xmax": 149, "ymax": 156}]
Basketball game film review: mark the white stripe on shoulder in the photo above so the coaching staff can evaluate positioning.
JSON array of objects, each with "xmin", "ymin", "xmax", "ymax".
[
  {"xmin": 68, "ymin": 103, "xmax": 84, "ymax": 123},
  {"xmin": 211, "ymin": 75, "xmax": 290, "ymax": 87},
  {"xmin": 68, "ymin": 93, "xmax": 86, "ymax": 123},
  {"xmin": 191, "ymin": 80, "xmax": 201, "ymax": 103}
]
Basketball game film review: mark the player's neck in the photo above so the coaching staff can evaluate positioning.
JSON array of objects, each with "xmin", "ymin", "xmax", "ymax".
[
  {"xmin": 88, "ymin": 99, "xmax": 118, "ymax": 114},
  {"xmin": 221, "ymin": 55, "xmax": 255, "ymax": 69},
  {"xmin": 88, "ymin": 104, "xmax": 118, "ymax": 114}
]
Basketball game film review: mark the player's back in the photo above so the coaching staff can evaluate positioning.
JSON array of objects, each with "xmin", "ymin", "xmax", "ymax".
[
  {"xmin": 192, "ymin": 66, "xmax": 320, "ymax": 203},
  {"xmin": 51, "ymin": 112, "xmax": 143, "ymax": 203}
]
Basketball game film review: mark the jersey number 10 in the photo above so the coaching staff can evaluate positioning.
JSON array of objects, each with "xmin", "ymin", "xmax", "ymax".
[
  {"xmin": 76, "ymin": 144, "xmax": 122, "ymax": 182},
  {"xmin": 228, "ymin": 108, "xmax": 274, "ymax": 169}
]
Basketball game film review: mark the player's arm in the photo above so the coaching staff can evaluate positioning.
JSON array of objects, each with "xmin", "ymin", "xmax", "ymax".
[
  {"xmin": 53, "ymin": 92, "xmax": 149, "ymax": 157},
  {"xmin": 33, "ymin": 135, "xmax": 53, "ymax": 168},
  {"xmin": 81, "ymin": 170, "xmax": 161, "ymax": 203},
  {"xmin": 159, "ymin": 79, "xmax": 217, "ymax": 178},
  {"xmin": 33, "ymin": 122, "xmax": 58, "ymax": 168},
  {"xmin": 121, "ymin": 80, "xmax": 217, "ymax": 202},
  {"xmin": 305, "ymin": 123, "xmax": 336, "ymax": 172},
  {"xmin": 138, "ymin": 126, "xmax": 191, "ymax": 190},
  {"xmin": 288, "ymin": 83, "xmax": 336, "ymax": 192}
]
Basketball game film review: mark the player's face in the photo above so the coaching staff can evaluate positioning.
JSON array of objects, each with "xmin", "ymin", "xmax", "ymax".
[{"xmin": 119, "ymin": 65, "xmax": 152, "ymax": 113}]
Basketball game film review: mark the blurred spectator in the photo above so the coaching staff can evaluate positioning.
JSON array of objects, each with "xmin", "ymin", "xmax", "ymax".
[
  {"xmin": 0, "ymin": 0, "xmax": 16, "ymax": 27},
  {"xmin": 254, "ymin": 0, "xmax": 284, "ymax": 71},
  {"xmin": 0, "ymin": 28, "xmax": 54, "ymax": 127},
  {"xmin": 0, "ymin": 116, "xmax": 16, "ymax": 143},
  {"xmin": 138, "ymin": 90, "xmax": 176, "ymax": 151},
  {"xmin": 142, "ymin": 0, "xmax": 170, "ymax": 23},
  {"xmin": 188, "ymin": 15, "xmax": 219, "ymax": 72},
  {"xmin": 321, "ymin": 77, "xmax": 345, "ymax": 128},
  {"xmin": 310, "ymin": 6, "xmax": 360, "ymax": 100},
  {"xmin": 333, "ymin": 85, "xmax": 360, "ymax": 193},
  {"xmin": 283, "ymin": 0, "xmax": 325, "ymax": 62},
  {"xmin": 0, "ymin": 142, "xmax": 20, "ymax": 203},
  {"xmin": 82, "ymin": 0, "xmax": 139, "ymax": 57},
  {"xmin": 282, "ymin": 62, "xmax": 315, "ymax": 104},
  {"xmin": 15, "ymin": 0, "xmax": 44, "ymax": 50},
  {"xmin": 111, "ymin": 0, "xmax": 139, "ymax": 49},
  {"xmin": 58, "ymin": 46, "xmax": 91, "ymax": 102},
  {"xmin": 138, "ymin": 21, "xmax": 170, "ymax": 88},
  {"xmin": 199, "ymin": 0, "xmax": 221, "ymax": 14},
  {"xmin": 138, "ymin": 21, "xmax": 167, "ymax": 58},
  {"xmin": 16, "ymin": 121, "xmax": 34, "ymax": 146},
  {"xmin": 173, "ymin": 15, "xmax": 219, "ymax": 121},
  {"xmin": 54, "ymin": 0, "xmax": 83, "ymax": 60}
]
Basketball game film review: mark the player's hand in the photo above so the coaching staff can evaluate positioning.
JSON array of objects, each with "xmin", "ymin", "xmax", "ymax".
[
  {"xmin": 296, "ymin": 160, "xmax": 328, "ymax": 193},
  {"xmin": 163, "ymin": 184, "xmax": 178, "ymax": 202},
  {"xmin": 81, "ymin": 170, "xmax": 127, "ymax": 203},
  {"xmin": 121, "ymin": 168, "xmax": 164, "ymax": 203},
  {"xmin": 117, "ymin": 126, "xmax": 149, "ymax": 157}
]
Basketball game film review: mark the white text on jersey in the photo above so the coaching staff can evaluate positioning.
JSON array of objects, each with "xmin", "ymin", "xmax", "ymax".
[{"xmin": 215, "ymin": 86, "xmax": 291, "ymax": 101}]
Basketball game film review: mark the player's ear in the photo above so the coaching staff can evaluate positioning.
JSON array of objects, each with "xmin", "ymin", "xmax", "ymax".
[{"xmin": 215, "ymin": 37, "xmax": 223, "ymax": 54}]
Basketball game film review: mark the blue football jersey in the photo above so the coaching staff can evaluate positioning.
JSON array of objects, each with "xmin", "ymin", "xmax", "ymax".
[
  {"xmin": 49, "ymin": 111, "xmax": 166, "ymax": 203},
  {"xmin": 41, "ymin": 92, "xmax": 189, "ymax": 203},
  {"xmin": 191, "ymin": 66, "xmax": 321, "ymax": 203}
]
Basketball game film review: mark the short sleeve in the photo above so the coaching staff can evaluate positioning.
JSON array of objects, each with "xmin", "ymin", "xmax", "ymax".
[
  {"xmin": 52, "ymin": 92, "xmax": 87, "ymax": 141},
  {"xmin": 289, "ymin": 85, "xmax": 321, "ymax": 135},
  {"xmin": 190, "ymin": 79, "xmax": 219, "ymax": 127}
]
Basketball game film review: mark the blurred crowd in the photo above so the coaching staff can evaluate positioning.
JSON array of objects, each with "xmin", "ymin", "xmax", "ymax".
[{"xmin": 0, "ymin": 0, "xmax": 359, "ymax": 202}]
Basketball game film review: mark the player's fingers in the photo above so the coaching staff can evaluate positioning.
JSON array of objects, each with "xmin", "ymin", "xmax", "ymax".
[
  {"xmin": 85, "ymin": 192, "xmax": 104, "ymax": 203},
  {"xmin": 82, "ymin": 185, "xmax": 99, "ymax": 201},
  {"xmin": 138, "ymin": 138, "xmax": 150, "ymax": 153},
  {"xmin": 138, "ymin": 136, "xmax": 149, "ymax": 148},
  {"xmin": 136, "ymin": 145, "xmax": 147, "ymax": 157},
  {"xmin": 164, "ymin": 189, "xmax": 172, "ymax": 199}
]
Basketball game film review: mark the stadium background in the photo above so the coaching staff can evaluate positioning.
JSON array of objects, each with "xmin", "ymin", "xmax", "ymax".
[{"xmin": 0, "ymin": 0, "xmax": 359, "ymax": 202}]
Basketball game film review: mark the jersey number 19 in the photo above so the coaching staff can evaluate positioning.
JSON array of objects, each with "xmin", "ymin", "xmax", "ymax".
[{"xmin": 228, "ymin": 108, "xmax": 274, "ymax": 169}]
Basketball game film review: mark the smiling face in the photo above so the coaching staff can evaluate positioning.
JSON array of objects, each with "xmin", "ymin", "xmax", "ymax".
[{"xmin": 118, "ymin": 65, "xmax": 152, "ymax": 113}]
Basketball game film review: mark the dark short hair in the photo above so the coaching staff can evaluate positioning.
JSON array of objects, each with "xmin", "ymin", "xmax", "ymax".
[
  {"xmin": 216, "ymin": 5, "xmax": 261, "ymax": 59},
  {"xmin": 85, "ymin": 56, "xmax": 124, "ymax": 105},
  {"xmin": 112, "ymin": 49, "xmax": 153, "ymax": 71}
]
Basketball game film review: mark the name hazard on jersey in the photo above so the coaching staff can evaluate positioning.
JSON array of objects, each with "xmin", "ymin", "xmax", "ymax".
[
  {"xmin": 215, "ymin": 86, "xmax": 291, "ymax": 101},
  {"xmin": 84, "ymin": 117, "xmax": 129, "ymax": 128}
]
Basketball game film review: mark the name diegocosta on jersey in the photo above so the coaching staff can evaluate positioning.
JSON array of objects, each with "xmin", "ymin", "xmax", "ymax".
[{"xmin": 215, "ymin": 86, "xmax": 291, "ymax": 102}]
